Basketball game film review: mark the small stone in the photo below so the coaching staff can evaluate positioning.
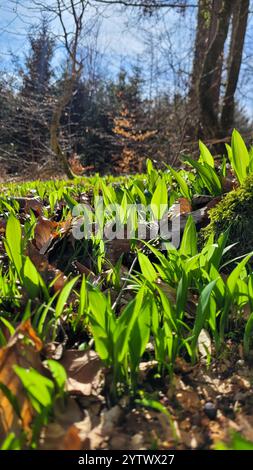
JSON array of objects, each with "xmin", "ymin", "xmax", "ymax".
[
  {"xmin": 236, "ymin": 359, "xmax": 245, "ymax": 368},
  {"xmin": 204, "ymin": 402, "xmax": 217, "ymax": 420}
]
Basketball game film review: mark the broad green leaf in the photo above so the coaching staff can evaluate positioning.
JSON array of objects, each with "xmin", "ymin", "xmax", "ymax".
[
  {"xmin": 138, "ymin": 252, "xmax": 157, "ymax": 283},
  {"xmin": 0, "ymin": 317, "xmax": 15, "ymax": 336},
  {"xmin": 45, "ymin": 360, "xmax": 67, "ymax": 393},
  {"xmin": 227, "ymin": 252, "xmax": 253, "ymax": 296},
  {"xmin": 0, "ymin": 433, "xmax": 21, "ymax": 450},
  {"xmin": 180, "ymin": 215, "xmax": 197, "ymax": 257},
  {"xmin": 146, "ymin": 158, "xmax": 153, "ymax": 175},
  {"xmin": 88, "ymin": 289, "xmax": 107, "ymax": 330},
  {"xmin": 231, "ymin": 129, "xmax": 249, "ymax": 184},
  {"xmin": 151, "ymin": 176, "xmax": 168, "ymax": 220},
  {"xmin": 191, "ymin": 280, "xmax": 217, "ymax": 361},
  {"xmin": 13, "ymin": 366, "xmax": 54, "ymax": 410},
  {"xmin": 23, "ymin": 257, "xmax": 40, "ymax": 299},
  {"xmin": 63, "ymin": 192, "xmax": 78, "ymax": 210},
  {"xmin": 175, "ymin": 271, "xmax": 188, "ymax": 317},
  {"xmin": 129, "ymin": 299, "xmax": 151, "ymax": 371},
  {"xmin": 225, "ymin": 143, "xmax": 233, "ymax": 163},
  {"xmin": 115, "ymin": 286, "xmax": 145, "ymax": 362},
  {"xmin": 183, "ymin": 156, "xmax": 222, "ymax": 196},
  {"xmin": 167, "ymin": 166, "xmax": 191, "ymax": 200},
  {"xmin": 199, "ymin": 140, "xmax": 214, "ymax": 168},
  {"xmin": 5, "ymin": 214, "xmax": 23, "ymax": 276},
  {"xmin": 55, "ymin": 276, "xmax": 79, "ymax": 318}
]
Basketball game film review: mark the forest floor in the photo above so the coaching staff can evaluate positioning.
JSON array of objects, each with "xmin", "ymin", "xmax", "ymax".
[{"xmin": 1, "ymin": 167, "xmax": 253, "ymax": 451}]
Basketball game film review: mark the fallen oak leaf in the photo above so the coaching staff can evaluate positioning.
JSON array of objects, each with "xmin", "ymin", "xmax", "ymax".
[
  {"xmin": 0, "ymin": 320, "xmax": 43, "ymax": 444},
  {"xmin": 60, "ymin": 349, "xmax": 104, "ymax": 397}
]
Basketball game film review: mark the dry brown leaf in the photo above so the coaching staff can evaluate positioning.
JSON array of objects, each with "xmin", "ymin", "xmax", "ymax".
[
  {"xmin": 60, "ymin": 349, "xmax": 104, "ymax": 396},
  {"xmin": 22, "ymin": 198, "xmax": 43, "ymax": 216},
  {"xmin": 75, "ymin": 261, "xmax": 99, "ymax": 284},
  {"xmin": 34, "ymin": 217, "xmax": 58, "ymax": 253},
  {"xmin": 27, "ymin": 241, "xmax": 49, "ymax": 272},
  {"xmin": 7, "ymin": 197, "xmax": 43, "ymax": 217},
  {"xmin": 0, "ymin": 320, "xmax": 43, "ymax": 444},
  {"xmin": 85, "ymin": 405, "xmax": 123, "ymax": 449},
  {"xmin": 39, "ymin": 422, "xmax": 82, "ymax": 450},
  {"xmin": 0, "ymin": 219, "xmax": 6, "ymax": 234},
  {"xmin": 174, "ymin": 357, "xmax": 194, "ymax": 374},
  {"xmin": 178, "ymin": 197, "xmax": 192, "ymax": 214},
  {"xmin": 39, "ymin": 397, "xmax": 83, "ymax": 450},
  {"xmin": 27, "ymin": 241, "xmax": 67, "ymax": 292},
  {"xmin": 106, "ymin": 236, "xmax": 131, "ymax": 265},
  {"xmin": 52, "ymin": 270, "xmax": 68, "ymax": 293}
]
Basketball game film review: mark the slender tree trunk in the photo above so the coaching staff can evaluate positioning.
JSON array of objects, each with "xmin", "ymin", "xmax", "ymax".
[
  {"xmin": 207, "ymin": 0, "xmax": 223, "ymax": 116},
  {"xmin": 198, "ymin": 0, "xmax": 234, "ymax": 138},
  {"xmin": 50, "ymin": 74, "xmax": 75, "ymax": 179},
  {"xmin": 188, "ymin": 0, "xmax": 225, "ymax": 140},
  {"xmin": 221, "ymin": 0, "xmax": 249, "ymax": 135},
  {"xmin": 189, "ymin": 0, "xmax": 212, "ymax": 107}
]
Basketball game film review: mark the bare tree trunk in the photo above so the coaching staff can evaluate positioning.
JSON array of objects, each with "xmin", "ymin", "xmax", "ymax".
[
  {"xmin": 50, "ymin": 75, "xmax": 75, "ymax": 179},
  {"xmin": 198, "ymin": 0, "xmax": 234, "ymax": 138},
  {"xmin": 49, "ymin": 0, "xmax": 85, "ymax": 179},
  {"xmin": 189, "ymin": 0, "xmax": 212, "ymax": 107},
  {"xmin": 207, "ymin": 0, "xmax": 223, "ymax": 116},
  {"xmin": 188, "ymin": 0, "xmax": 224, "ymax": 139},
  {"xmin": 221, "ymin": 0, "xmax": 249, "ymax": 135}
]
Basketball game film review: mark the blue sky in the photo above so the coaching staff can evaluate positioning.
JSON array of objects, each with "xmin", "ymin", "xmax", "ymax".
[
  {"xmin": 0, "ymin": 0, "xmax": 253, "ymax": 118},
  {"xmin": 0, "ymin": 1, "xmax": 146, "ymax": 71}
]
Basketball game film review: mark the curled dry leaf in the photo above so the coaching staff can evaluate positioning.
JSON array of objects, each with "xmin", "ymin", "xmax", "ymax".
[
  {"xmin": 0, "ymin": 320, "xmax": 43, "ymax": 444},
  {"xmin": 18, "ymin": 197, "xmax": 43, "ymax": 217},
  {"xmin": 27, "ymin": 241, "xmax": 67, "ymax": 292},
  {"xmin": 60, "ymin": 349, "xmax": 104, "ymax": 397},
  {"xmin": 34, "ymin": 217, "xmax": 58, "ymax": 253}
]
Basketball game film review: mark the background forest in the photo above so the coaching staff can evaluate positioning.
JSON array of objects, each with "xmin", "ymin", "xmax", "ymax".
[{"xmin": 0, "ymin": 0, "xmax": 253, "ymax": 179}]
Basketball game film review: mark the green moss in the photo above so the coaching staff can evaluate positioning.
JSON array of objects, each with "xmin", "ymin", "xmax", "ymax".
[{"xmin": 201, "ymin": 174, "xmax": 253, "ymax": 261}]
